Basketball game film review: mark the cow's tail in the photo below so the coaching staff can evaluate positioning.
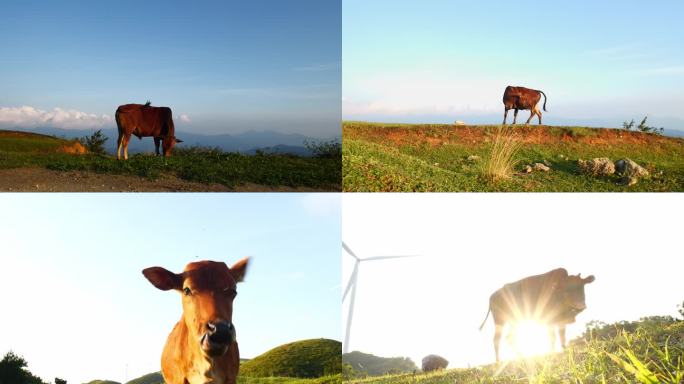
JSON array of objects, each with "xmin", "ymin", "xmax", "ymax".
[
  {"xmin": 114, "ymin": 107, "xmax": 123, "ymax": 136},
  {"xmin": 478, "ymin": 306, "xmax": 491, "ymax": 331},
  {"xmin": 539, "ymin": 90, "xmax": 548, "ymax": 112}
]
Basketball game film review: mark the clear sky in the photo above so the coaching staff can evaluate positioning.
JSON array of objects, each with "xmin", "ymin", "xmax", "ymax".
[
  {"xmin": 0, "ymin": 193, "xmax": 341, "ymax": 384},
  {"xmin": 342, "ymin": 194, "xmax": 683, "ymax": 368},
  {"xmin": 0, "ymin": 0, "xmax": 341, "ymax": 137},
  {"xmin": 343, "ymin": 0, "xmax": 684, "ymax": 131}
]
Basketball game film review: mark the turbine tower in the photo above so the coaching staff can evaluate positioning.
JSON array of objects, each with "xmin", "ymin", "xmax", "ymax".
[{"xmin": 342, "ymin": 241, "xmax": 417, "ymax": 353}]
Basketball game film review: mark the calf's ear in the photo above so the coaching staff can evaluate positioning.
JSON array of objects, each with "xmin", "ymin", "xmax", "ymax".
[
  {"xmin": 174, "ymin": 137, "xmax": 183, "ymax": 143},
  {"xmin": 583, "ymin": 275, "xmax": 596, "ymax": 284},
  {"xmin": 230, "ymin": 257, "xmax": 250, "ymax": 283},
  {"xmin": 143, "ymin": 267, "xmax": 182, "ymax": 291}
]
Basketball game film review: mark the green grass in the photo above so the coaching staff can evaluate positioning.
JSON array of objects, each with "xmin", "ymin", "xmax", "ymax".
[
  {"xmin": 241, "ymin": 339, "xmax": 342, "ymax": 379},
  {"xmin": 343, "ymin": 318, "xmax": 684, "ymax": 384},
  {"xmin": 343, "ymin": 122, "xmax": 684, "ymax": 192},
  {"xmin": 0, "ymin": 131, "xmax": 341, "ymax": 190}
]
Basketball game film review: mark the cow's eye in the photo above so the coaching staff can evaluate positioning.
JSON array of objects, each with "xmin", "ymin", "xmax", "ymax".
[{"xmin": 183, "ymin": 287, "xmax": 192, "ymax": 296}]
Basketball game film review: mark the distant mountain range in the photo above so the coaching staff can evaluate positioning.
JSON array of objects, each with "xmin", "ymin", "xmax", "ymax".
[{"xmin": 8, "ymin": 127, "xmax": 341, "ymax": 156}]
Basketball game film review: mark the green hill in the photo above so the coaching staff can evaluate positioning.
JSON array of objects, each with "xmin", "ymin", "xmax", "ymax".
[
  {"xmin": 240, "ymin": 338, "xmax": 342, "ymax": 378},
  {"xmin": 342, "ymin": 351, "xmax": 417, "ymax": 377},
  {"xmin": 125, "ymin": 372, "xmax": 163, "ymax": 384},
  {"xmin": 83, "ymin": 381, "xmax": 121, "ymax": 384},
  {"xmin": 0, "ymin": 130, "xmax": 85, "ymax": 154},
  {"xmin": 343, "ymin": 122, "xmax": 684, "ymax": 191},
  {"xmin": 343, "ymin": 316, "xmax": 684, "ymax": 383}
]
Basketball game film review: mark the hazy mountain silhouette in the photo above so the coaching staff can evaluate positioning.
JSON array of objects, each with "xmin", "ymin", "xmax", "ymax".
[{"xmin": 8, "ymin": 127, "xmax": 338, "ymax": 156}]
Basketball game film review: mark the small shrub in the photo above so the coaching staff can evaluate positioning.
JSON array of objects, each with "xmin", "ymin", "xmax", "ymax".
[
  {"xmin": 623, "ymin": 116, "xmax": 663, "ymax": 135},
  {"xmin": 481, "ymin": 126, "xmax": 521, "ymax": 181},
  {"xmin": 79, "ymin": 130, "xmax": 108, "ymax": 154}
]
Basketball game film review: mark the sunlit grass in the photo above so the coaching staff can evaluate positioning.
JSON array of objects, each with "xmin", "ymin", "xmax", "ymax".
[{"xmin": 481, "ymin": 126, "xmax": 522, "ymax": 182}]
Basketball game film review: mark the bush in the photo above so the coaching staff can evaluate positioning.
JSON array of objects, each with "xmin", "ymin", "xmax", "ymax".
[
  {"xmin": 623, "ymin": 116, "xmax": 663, "ymax": 135},
  {"xmin": 79, "ymin": 129, "xmax": 109, "ymax": 154}
]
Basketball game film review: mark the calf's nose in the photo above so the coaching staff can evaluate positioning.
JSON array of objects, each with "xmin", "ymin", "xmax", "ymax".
[{"xmin": 207, "ymin": 320, "xmax": 233, "ymax": 344}]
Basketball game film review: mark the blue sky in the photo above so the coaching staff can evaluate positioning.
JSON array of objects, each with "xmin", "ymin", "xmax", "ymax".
[
  {"xmin": 343, "ymin": 0, "xmax": 684, "ymax": 130},
  {"xmin": 0, "ymin": 0, "xmax": 341, "ymax": 137},
  {"xmin": 0, "ymin": 193, "xmax": 340, "ymax": 384}
]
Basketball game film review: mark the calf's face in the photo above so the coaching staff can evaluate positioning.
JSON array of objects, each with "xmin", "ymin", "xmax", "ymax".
[
  {"xmin": 559, "ymin": 274, "xmax": 595, "ymax": 313},
  {"xmin": 143, "ymin": 258, "xmax": 249, "ymax": 357}
]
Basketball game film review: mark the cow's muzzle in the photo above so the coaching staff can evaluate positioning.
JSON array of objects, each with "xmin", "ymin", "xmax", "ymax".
[{"xmin": 201, "ymin": 320, "xmax": 235, "ymax": 357}]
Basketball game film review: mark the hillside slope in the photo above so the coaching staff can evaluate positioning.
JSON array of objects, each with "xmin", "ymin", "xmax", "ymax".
[
  {"xmin": 240, "ymin": 339, "xmax": 342, "ymax": 378},
  {"xmin": 342, "ymin": 351, "xmax": 417, "ymax": 376},
  {"xmin": 343, "ymin": 122, "xmax": 684, "ymax": 192},
  {"xmin": 344, "ymin": 317, "xmax": 684, "ymax": 383}
]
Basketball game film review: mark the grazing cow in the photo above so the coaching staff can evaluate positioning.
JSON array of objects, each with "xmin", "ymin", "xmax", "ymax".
[
  {"xmin": 421, "ymin": 355, "xmax": 448, "ymax": 372},
  {"xmin": 478, "ymin": 268, "xmax": 595, "ymax": 362},
  {"xmin": 143, "ymin": 258, "xmax": 249, "ymax": 384},
  {"xmin": 502, "ymin": 86, "xmax": 548, "ymax": 125},
  {"xmin": 115, "ymin": 103, "xmax": 183, "ymax": 160}
]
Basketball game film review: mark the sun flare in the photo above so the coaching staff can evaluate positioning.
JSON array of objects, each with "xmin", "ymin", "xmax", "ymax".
[{"xmin": 501, "ymin": 320, "xmax": 554, "ymax": 360}]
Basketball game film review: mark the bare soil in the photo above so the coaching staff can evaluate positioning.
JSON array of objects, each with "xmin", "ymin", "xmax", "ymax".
[{"xmin": 0, "ymin": 168, "xmax": 325, "ymax": 192}]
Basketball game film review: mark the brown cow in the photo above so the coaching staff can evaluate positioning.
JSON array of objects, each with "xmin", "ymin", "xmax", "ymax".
[
  {"xmin": 143, "ymin": 258, "xmax": 249, "ymax": 384},
  {"xmin": 502, "ymin": 86, "xmax": 548, "ymax": 125},
  {"xmin": 479, "ymin": 268, "xmax": 594, "ymax": 362},
  {"xmin": 115, "ymin": 103, "xmax": 183, "ymax": 160}
]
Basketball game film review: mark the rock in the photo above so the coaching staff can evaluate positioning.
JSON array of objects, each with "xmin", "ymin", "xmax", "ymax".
[
  {"xmin": 543, "ymin": 159, "xmax": 552, "ymax": 167},
  {"xmin": 523, "ymin": 165, "xmax": 532, "ymax": 173},
  {"xmin": 533, "ymin": 163, "xmax": 550, "ymax": 172},
  {"xmin": 467, "ymin": 155, "xmax": 480, "ymax": 162},
  {"xmin": 454, "ymin": 120, "xmax": 466, "ymax": 126},
  {"xmin": 615, "ymin": 158, "xmax": 649, "ymax": 178},
  {"xmin": 422, "ymin": 354, "xmax": 448, "ymax": 372},
  {"xmin": 578, "ymin": 158, "xmax": 615, "ymax": 176}
]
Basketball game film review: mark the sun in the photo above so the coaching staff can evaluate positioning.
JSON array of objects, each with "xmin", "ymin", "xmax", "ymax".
[{"xmin": 500, "ymin": 320, "xmax": 554, "ymax": 360}]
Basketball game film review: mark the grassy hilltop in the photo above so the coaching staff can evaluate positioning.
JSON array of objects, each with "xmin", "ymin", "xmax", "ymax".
[
  {"xmin": 0, "ymin": 130, "xmax": 341, "ymax": 191},
  {"xmin": 343, "ymin": 122, "xmax": 684, "ymax": 192},
  {"xmin": 343, "ymin": 316, "xmax": 684, "ymax": 384}
]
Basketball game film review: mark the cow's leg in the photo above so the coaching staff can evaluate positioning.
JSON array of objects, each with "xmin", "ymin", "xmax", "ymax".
[
  {"xmin": 558, "ymin": 326, "xmax": 567, "ymax": 349},
  {"xmin": 154, "ymin": 137, "xmax": 161, "ymax": 156},
  {"xmin": 513, "ymin": 109, "xmax": 519, "ymax": 124},
  {"xmin": 525, "ymin": 110, "xmax": 534, "ymax": 125},
  {"xmin": 123, "ymin": 134, "xmax": 131, "ymax": 160},
  {"xmin": 493, "ymin": 322, "xmax": 504, "ymax": 363},
  {"xmin": 537, "ymin": 108, "xmax": 543, "ymax": 125},
  {"xmin": 116, "ymin": 132, "xmax": 123, "ymax": 160},
  {"xmin": 548, "ymin": 325, "xmax": 557, "ymax": 352},
  {"xmin": 503, "ymin": 108, "xmax": 509, "ymax": 125}
]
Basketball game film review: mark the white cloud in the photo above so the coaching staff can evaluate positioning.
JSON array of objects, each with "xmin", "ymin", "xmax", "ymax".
[
  {"xmin": 179, "ymin": 114, "xmax": 191, "ymax": 123},
  {"xmin": 0, "ymin": 106, "xmax": 112, "ymax": 129}
]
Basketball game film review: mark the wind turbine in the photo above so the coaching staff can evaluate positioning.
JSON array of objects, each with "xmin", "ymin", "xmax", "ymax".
[{"xmin": 342, "ymin": 241, "xmax": 418, "ymax": 353}]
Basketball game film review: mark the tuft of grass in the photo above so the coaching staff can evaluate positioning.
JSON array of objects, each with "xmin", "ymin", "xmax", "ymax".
[{"xmin": 481, "ymin": 126, "xmax": 522, "ymax": 182}]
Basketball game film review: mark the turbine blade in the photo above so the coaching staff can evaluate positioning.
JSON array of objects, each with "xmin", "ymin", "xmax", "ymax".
[
  {"xmin": 342, "ymin": 262, "xmax": 359, "ymax": 302},
  {"xmin": 342, "ymin": 242, "xmax": 360, "ymax": 260}
]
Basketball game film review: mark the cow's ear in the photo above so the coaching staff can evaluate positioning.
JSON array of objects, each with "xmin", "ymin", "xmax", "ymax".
[
  {"xmin": 583, "ymin": 275, "xmax": 596, "ymax": 284},
  {"xmin": 174, "ymin": 137, "xmax": 183, "ymax": 143},
  {"xmin": 143, "ymin": 267, "xmax": 182, "ymax": 291},
  {"xmin": 230, "ymin": 257, "xmax": 249, "ymax": 283}
]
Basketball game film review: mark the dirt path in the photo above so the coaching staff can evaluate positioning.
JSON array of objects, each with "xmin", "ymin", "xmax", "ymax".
[{"xmin": 0, "ymin": 168, "xmax": 327, "ymax": 192}]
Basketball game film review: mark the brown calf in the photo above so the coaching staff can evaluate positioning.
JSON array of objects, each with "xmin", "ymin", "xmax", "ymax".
[
  {"xmin": 143, "ymin": 258, "xmax": 249, "ymax": 384},
  {"xmin": 479, "ymin": 268, "xmax": 594, "ymax": 362},
  {"xmin": 502, "ymin": 86, "xmax": 548, "ymax": 125}
]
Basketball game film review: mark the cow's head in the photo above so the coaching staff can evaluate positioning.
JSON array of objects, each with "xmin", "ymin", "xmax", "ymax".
[
  {"xmin": 162, "ymin": 137, "xmax": 183, "ymax": 157},
  {"xmin": 559, "ymin": 273, "xmax": 595, "ymax": 314},
  {"xmin": 143, "ymin": 258, "xmax": 249, "ymax": 357}
]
